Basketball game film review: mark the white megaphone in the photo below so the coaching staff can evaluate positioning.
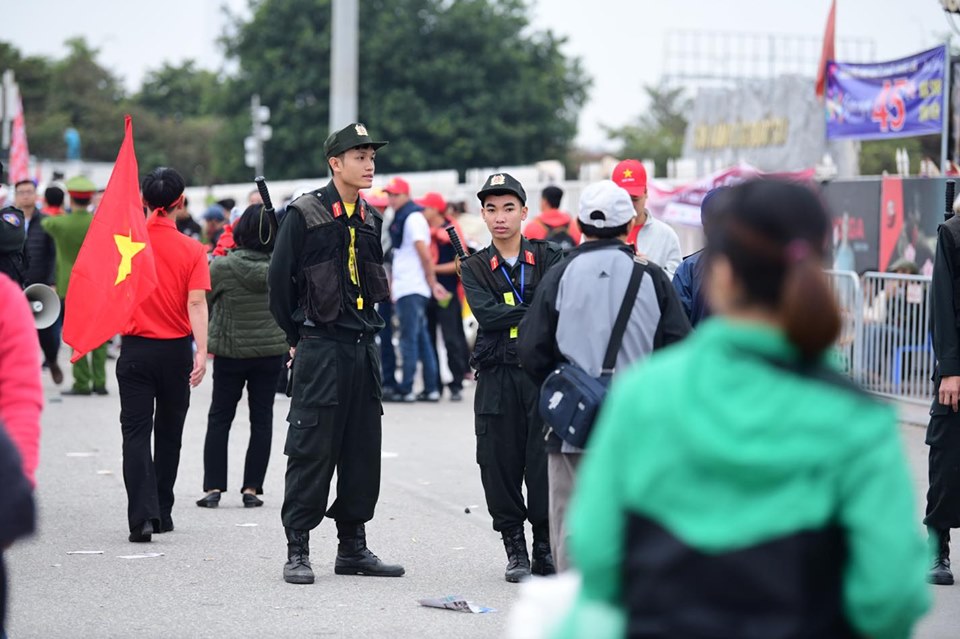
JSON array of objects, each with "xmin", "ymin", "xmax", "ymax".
[{"xmin": 24, "ymin": 284, "xmax": 61, "ymax": 329}]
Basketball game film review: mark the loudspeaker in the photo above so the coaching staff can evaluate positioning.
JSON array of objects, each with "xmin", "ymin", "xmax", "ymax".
[{"xmin": 24, "ymin": 284, "xmax": 61, "ymax": 329}]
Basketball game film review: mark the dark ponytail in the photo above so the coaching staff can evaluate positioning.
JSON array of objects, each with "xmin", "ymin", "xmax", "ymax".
[
  {"xmin": 706, "ymin": 179, "xmax": 840, "ymax": 359},
  {"xmin": 779, "ymin": 244, "xmax": 841, "ymax": 359}
]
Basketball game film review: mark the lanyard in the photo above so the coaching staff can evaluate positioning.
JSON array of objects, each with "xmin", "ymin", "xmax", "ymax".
[{"xmin": 500, "ymin": 263, "xmax": 525, "ymax": 305}]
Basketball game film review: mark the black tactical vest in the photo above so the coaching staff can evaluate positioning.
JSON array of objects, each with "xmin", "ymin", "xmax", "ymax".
[
  {"xmin": 462, "ymin": 240, "xmax": 555, "ymax": 369},
  {"xmin": 290, "ymin": 190, "xmax": 389, "ymax": 327}
]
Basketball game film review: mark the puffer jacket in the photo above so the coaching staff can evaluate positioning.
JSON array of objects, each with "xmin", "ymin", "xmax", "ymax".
[{"xmin": 208, "ymin": 248, "xmax": 288, "ymax": 359}]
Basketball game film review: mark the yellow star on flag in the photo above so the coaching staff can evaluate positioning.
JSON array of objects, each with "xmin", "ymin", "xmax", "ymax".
[
  {"xmin": 622, "ymin": 169, "xmax": 633, "ymax": 178},
  {"xmin": 114, "ymin": 232, "xmax": 146, "ymax": 285}
]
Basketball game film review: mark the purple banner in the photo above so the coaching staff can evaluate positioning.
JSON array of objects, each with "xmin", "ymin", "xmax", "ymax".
[{"xmin": 826, "ymin": 45, "xmax": 946, "ymax": 141}]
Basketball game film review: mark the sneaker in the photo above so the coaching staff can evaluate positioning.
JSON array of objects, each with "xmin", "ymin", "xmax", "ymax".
[
  {"xmin": 382, "ymin": 389, "xmax": 406, "ymax": 403},
  {"xmin": 449, "ymin": 389, "xmax": 463, "ymax": 402},
  {"xmin": 401, "ymin": 392, "xmax": 418, "ymax": 403},
  {"xmin": 417, "ymin": 391, "xmax": 441, "ymax": 402}
]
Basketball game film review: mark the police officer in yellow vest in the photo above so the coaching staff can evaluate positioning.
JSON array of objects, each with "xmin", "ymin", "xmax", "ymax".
[
  {"xmin": 268, "ymin": 123, "xmax": 404, "ymax": 584},
  {"xmin": 460, "ymin": 173, "xmax": 564, "ymax": 582}
]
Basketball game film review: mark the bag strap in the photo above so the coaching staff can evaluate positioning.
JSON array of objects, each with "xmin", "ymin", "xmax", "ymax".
[{"xmin": 601, "ymin": 258, "xmax": 644, "ymax": 375}]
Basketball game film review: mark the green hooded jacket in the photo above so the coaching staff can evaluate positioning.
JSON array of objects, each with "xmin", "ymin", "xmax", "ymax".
[
  {"xmin": 208, "ymin": 248, "xmax": 287, "ymax": 359},
  {"xmin": 559, "ymin": 318, "xmax": 929, "ymax": 639}
]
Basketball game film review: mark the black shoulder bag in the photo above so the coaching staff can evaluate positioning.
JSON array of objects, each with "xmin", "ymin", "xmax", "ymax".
[{"xmin": 538, "ymin": 257, "xmax": 644, "ymax": 448}]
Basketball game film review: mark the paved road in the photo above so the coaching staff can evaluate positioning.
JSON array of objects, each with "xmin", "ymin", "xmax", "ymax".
[{"xmin": 5, "ymin": 362, "xmax": 959, "ymax": 638}]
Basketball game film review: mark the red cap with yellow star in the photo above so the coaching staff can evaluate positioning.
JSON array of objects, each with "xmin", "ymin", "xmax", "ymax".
[{"xmin": 611, "ymin": 159, "xmax": 647, "ymax": 197}]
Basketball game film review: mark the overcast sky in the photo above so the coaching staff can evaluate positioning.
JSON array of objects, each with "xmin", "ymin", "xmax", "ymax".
[{"xmin": 4, "ymin": 0, "xmax": 953, "ymax": 148}]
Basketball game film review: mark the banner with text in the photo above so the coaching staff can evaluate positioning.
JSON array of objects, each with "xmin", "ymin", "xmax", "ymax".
[
  {"xmin": 826, "ymin": 45, "xmax": 946, "ymax": 141},
  {"xmin": 649, "ymin": 164, "xmax": 815, "ymax": 226}
]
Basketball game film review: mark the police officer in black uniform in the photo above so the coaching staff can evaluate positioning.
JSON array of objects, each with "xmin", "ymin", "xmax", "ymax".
[
  {"xmin": 269, "ymin": 123, "xmax": 404, "ymax": 584},
  {"xmin": 926, "ymin": 205, "xmax": 960, "ymax": 587},
  {"xmin": 460, "ymin": 173, "xmax": 563, "ymax": 582},
  {"xmin": 0, "ymin": 205, "xmax": 27, "ymax": 287}
]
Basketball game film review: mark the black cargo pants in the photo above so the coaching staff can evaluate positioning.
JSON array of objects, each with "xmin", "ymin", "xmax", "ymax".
[
  {"xmin": 281, "ymin": 332, "xmax": 383, "ymax": 531},
  {"xmin": 925, "ymin": 393, "xmax": 960, "ymax": 530},
  {"xmin": 474, "ymin": 364, "xmax": 549, "ymax": 533}
]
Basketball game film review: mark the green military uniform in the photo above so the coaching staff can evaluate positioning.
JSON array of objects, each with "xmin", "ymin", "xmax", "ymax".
[
  {"xmin": 460, "ymin": 173, "xmax": 563, "ymax": 581},
  {"xmin": 41, "ymin": 176, "xmax": 107, "ymax": 394},
  {"xmin": 268, "ymin": 123, "xmax": 403, "ymax": 584}
]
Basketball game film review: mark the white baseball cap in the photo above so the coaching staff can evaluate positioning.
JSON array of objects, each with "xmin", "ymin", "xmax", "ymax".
[{"xmin": 578, "ymin": 180, "xmax": 636, "ymax": 229}]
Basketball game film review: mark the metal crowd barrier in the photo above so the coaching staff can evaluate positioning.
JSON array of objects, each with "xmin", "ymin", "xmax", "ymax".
[
  {"xmin": 825, "ymin": 270, "xmax": 863, "ymax": 379},
  {"xmin": 826, "ymin": 270, "xmax": 934, "ymax": 404}
]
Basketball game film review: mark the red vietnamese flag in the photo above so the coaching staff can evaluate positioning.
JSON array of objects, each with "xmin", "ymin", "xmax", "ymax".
[
  {"xmin": 815, "ymin": 0, "xmax": 836, "ymax": 101},
  {"xmin": 63, "ymin": 116, "xmax": 157, "ymax": 363}
]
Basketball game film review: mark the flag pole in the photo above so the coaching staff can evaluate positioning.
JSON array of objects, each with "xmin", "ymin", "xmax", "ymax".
[{"xmin": 942, "ymin": 39, "xmax": 952, "ymax": 173}]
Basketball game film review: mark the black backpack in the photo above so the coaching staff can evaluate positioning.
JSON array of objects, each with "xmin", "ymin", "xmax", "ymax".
[{"xmin": 537, "ymin": 218, "xmax": 576, "ymax": 250}]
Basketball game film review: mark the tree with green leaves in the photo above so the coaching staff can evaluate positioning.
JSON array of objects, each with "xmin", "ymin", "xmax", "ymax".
[
  {"xmin": 135, "ymin": 61, "xmax": 223, "ymax": 119},
  {"xmin": 858, "ymin": 137, "xmax": 939, "ymax": 176},
  {"xmin": 222, "ymin": 0, "xmax": 589, "ymax": 180},
  {"xmin": 605, "ymin": 83, "xmax": 688, "ymax": 178}
]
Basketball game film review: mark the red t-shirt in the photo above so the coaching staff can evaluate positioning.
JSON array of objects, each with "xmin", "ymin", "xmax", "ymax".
[{"xmin": 124, "ymin": 214, "xmax": 210, "ymax": 339}]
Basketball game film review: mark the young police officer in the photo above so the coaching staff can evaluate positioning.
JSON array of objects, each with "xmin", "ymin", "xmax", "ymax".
[
  {"xmin": 269, "ymin": 123, "xmax": 403, "ymax": 584},
  {"xmin": 460, "ymin": 173, "xmax": 563, "ymax": 582}
]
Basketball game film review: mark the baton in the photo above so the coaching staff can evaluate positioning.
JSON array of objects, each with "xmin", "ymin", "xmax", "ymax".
[
  {"xmin": 253, "ymin": 175, "xmax": 279, "ymax": 243},
  {"xmin": 445, "ymin": 225, "xmax": 468, "ymax": 278},
  {"xmin": 255, "ymin": 175, "xmax": 274, "ymax": 212},
  {"xmin": 946, "ymin": 180, "xmax": 956, "ymax": 222},
  {"xmin": 445, "ymin": 225, "xmax": 468, "ymax": 260}
]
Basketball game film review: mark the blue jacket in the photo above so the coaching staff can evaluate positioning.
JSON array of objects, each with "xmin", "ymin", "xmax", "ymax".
[
  {"xmin": 387, "ymin": 200, "xmax": 423, "ymax": 253},
  {"xmin": 672, "ymin": 250, "xmax": 710, "ymax": 327}
]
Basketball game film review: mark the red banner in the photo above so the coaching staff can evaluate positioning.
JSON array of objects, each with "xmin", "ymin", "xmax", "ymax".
[
  {"xmin": 879, "ymin": 176, "xmax": 904, "ymax": 272},
  {"xmin": 8, "ymin": 94, "xmax": 30, "ymax": 184}
]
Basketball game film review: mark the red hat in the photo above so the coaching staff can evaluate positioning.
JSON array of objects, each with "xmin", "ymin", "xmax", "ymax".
[
  {"xmin": 416, "ymin": 192, "xmax": 447, "ymax": 212},
  {"xmin": 612, "ymin": 159, "xmax": 648, "ymax": 197},
  {"xmin": 361, "ymin": 188, "xmax": 389, "ymax": 209},
  {"xmin": 383, "ymin": 177, "xmax": 410, "ymax": 195}
]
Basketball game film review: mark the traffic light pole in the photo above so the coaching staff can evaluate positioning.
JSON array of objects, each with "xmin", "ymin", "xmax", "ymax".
[{"xmin": 245, "ymin": 93, "xmax": 272, "ymax": 177}]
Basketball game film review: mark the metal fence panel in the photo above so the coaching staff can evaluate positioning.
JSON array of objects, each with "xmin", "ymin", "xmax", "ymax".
[
  {"xmin": 825, "ymin": 270, "xmax": 863, "ymax": 380},
  {"xmin": 856, "ymin": 271, "xmax": 934, "ymax": 403}
]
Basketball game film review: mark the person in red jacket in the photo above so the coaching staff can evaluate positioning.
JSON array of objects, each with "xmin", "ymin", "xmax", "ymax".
[
  {"xmin": 523, "ymin": 185, "xmax": 580, "ymax": 249},
  {"xmin": 0, "ymin": 266, "xmax": 42, "ymax": 488},
  {"xmin": 0, "ymin": 273, "xmax": 38, "ymax": 636}
]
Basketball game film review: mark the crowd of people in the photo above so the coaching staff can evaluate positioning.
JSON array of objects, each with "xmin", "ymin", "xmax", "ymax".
[{"xmin": 0, "ymin": 120, "xmax": 949, "ymax": 638}]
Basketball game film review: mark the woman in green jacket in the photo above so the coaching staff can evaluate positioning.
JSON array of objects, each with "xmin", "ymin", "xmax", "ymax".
[
  {"xmin": 197, "ymin": 206, "xmax": 286, "ymax": 508},
  {"xmin": 558, "ymin": 180, "xmax": 929, "ymax": 639}
]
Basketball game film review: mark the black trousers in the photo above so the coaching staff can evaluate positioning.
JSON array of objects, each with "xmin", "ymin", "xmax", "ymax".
[
  {"xmin": 117, "ymin": 336, "xmax": 192, "ymax": 532},
  {"xmin": 281, "ymin": 333, "xmax": 383, "ymax": 531},
  {"xmin": 427, "ymin": 295, "xmax": 470, "ymax": 393},
  {"xmin": 37, "ymin": 312, "xmax": 62, "ymax": 367},
  {"xmin": 203, "ymin": 355, "xmax": 282, "ymax": 494},
  {"xmin": 474, "ymin": 365, "xmax": 549, "ymax": 533},
  {"xmin": 925, "ymin": 400, "xmax": 960, "ymax": 529},
  {"xmin": 0, "ymin": 550, "xmax": 6, "ymax": 636}
]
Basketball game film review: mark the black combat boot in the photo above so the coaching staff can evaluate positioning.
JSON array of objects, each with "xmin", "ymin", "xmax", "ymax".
[
  {"xmin": 531, "ymin": 525, "xmax": 556, "ymax": 576},
  {"xmin": 283, "ymin": 528, "xmax": 315, "ymax": 584},
  {"xmin": 929, "ymin": 527, "xmax": 954, "ymax": 586},
  {"xmin": 502, "ymin": 526, "xmax": 531, "ymax": 583},
  {"xmin": 334, "ymin": 522, "xmax": 405, "ymax": 577}
]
